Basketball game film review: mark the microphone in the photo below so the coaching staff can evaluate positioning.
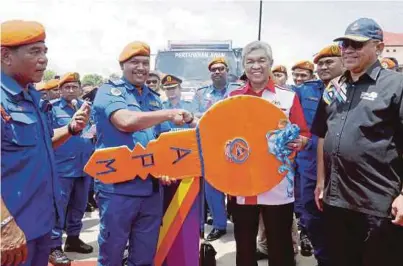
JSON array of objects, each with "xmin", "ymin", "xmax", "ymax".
[{"xmin": 71, "ymin": 99, "xmax": 78, "ymax": 112}]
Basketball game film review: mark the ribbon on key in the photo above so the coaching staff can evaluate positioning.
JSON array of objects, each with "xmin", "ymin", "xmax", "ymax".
[{"xmin": 266, "ymin": 121, "xmax": 300, "ymax": 198}]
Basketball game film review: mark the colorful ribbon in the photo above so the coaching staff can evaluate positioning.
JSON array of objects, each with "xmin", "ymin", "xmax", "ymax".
[{"xmin": 266, "ymin": 122, "xmax": 300, "ymax": 197}]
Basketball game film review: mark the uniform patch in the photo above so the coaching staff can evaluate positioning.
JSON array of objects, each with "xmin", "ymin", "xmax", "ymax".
[
  {"xmin": 110, "ymin": 87, "xmax": 122, "ymax": 96},
  {"xmin": 149, "ymin": 101, "xmax": 160, "ymax": 107}
]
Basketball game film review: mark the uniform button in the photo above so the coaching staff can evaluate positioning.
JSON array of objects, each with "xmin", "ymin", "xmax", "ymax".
[
  {"xmin": 341, "ymin": 116, "xmax": 345, "ymax": 120},
  {"xmin": 336, "ymin": 133, "xmax": 340, "ymax": 136}
]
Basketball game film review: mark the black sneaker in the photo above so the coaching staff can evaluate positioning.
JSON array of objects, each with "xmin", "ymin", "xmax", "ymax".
[
  {"xmin": 300, "ymin": 231, "xmax": 313, "ymax": 257},
  {"xmin": 49, "ymin": 247, "xmax": 71, "ymax": 266},
  {"xmin": 64, "ymin": 236, "xmax": 93, "ymax": 254},
  {"xmin": 206, "ymin": 228, "xmax": 226, "ymax": 241}
]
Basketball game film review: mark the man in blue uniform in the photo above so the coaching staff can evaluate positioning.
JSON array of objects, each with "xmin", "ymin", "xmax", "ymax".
[
  {"xmin": 48, "ymin": 72, "xmax": 95, "ymax": 265},
  {"xmin": 192, "ymin": 57, "xmax": 230, "ymax": 241},
  {"xmin": 161, "ymin": 74, "xmax": 193, "ymax": 128},
  {"xmin": 1, "ymin": 20, "xmax": 90, "ymax": 266},
  {"xmin": 92, "ymin": 41, "xmax": 197, "ymax": 266},
  {"xmin": 295, "ymin": 44, "xmax": 343, "ymax": 265}
]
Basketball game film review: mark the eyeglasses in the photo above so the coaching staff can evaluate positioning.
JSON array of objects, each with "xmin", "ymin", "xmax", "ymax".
[
  {"xmin": 146, "ymin": 80, "xmax": 158, "ymax": 85},
  {"xmin": 210, "ymin": 66, "xmax": 226, "ymax": 73},
  {"xmin": 340, "ymin": 40, "xmax": 369, "ymax": 50}
]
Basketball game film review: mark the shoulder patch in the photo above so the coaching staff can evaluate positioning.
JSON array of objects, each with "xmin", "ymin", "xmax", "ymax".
[{"xmin": 110, "ymin": 87, "xmax": 122, "ymax": 96}]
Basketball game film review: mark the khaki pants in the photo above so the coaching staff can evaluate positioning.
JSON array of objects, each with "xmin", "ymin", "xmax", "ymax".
[{"xmin": 257, "ymin": 212, "xmax": 299, "ymax": 255}]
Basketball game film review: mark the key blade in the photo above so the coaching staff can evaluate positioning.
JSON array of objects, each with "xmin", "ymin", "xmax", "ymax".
[{"xmin": 131, "ymin": 128, "xmax": 202, "ymax": 179}]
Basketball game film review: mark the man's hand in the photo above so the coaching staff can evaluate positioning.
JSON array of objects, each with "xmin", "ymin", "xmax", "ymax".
[
  {"xmin": 287, "ymin": 136, "xmax": 307, "ymax": 151},
  {"xmin": 168, "ymin": 109, "xmax": 186, "ymax": 126},
  {"xmin": 391, "ymin": 194, "xmax": 403, "ymax": 226},
  {"xmin": 1, "ymin": 219, "xmax": 28, "ymax": 266},
  {"xmin": 159, "ymin": 176, "xmax": 177, "ymax": 186},
  {"xmin": 70, "ymin": 102, "xmax": 91, "ymax": 133},
  {"xmin": 314, "ymin": 182, "xmax": 324, "ymax": 212}
]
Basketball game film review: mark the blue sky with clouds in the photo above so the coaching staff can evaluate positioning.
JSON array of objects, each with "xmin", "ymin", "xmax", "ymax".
[{"xmin": 2, "ymin": 0, "xmax": 403, "ymax": 77}]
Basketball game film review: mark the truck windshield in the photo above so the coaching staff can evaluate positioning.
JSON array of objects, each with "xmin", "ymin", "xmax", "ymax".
[{"xmin": 155, "ymin": 51, "xmax": 239, "ymax": 81}]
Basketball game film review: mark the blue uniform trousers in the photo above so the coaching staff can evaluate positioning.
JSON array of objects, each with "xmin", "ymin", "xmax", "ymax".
[
  {"xmin": 301, "ymin": 176, "xmax": 330, "ymax": 265},
  {"xmin": 51, "ymin": 176, "xmax": 91, "ymax": 247},
  {"xmin": 18, "ymin": 233, "xmax": 51, "ymax": 266},
  {"xmin": 97, "ymin": 191, "xmax": 163, "ymax": 266},
  {"xmin": 205, "ymin": 181, "xmax": 227, "ymax": 230}
]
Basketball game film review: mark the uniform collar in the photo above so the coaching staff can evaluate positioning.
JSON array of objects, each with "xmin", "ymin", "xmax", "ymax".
[
  {"xmin": 238, "ymin": 78, "xmax": 276, "ymax": 94},
  {"xmin": 123, "ymin": 77, "xmax": 150, "ymax": 95},
  {"xmin": 1, "ymin": 71, "xmax": 24, "ymax": 98},
  {"xmin": 343, "ymin": 60, "xmax": 382, "ymax": 82},
  {"xmin": 60, "ymin": 98, "xmax": 81, "ymax": 109},
  {"xmin": 210, "ymin": 83, "xmax": 228, "ymax": 94}
]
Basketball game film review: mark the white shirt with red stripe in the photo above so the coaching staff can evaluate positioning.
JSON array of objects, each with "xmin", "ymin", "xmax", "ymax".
[{"xmin": 229, "ymin": 79, "xmax": 309, "ymax": 206}]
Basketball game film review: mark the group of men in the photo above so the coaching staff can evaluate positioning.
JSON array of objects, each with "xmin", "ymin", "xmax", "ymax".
[{"xmin": 1, "ymin": 16, "xmax": 403, "ymax": 266}]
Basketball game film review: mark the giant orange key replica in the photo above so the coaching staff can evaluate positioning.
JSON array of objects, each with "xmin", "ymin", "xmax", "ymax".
[{"xmin": 84, "ymin": 95, "xmax": 297, "ymax": 196}]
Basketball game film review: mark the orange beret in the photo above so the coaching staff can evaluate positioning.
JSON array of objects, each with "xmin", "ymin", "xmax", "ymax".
[
  {"xmin": 42, "ymin": 79, "xmax": 59, "ymax": 90},
  {"xmin": 119, "ymin": 41, "xmax": 150, "ymax": 63},
  {"xmin": 292, "ymin": 60, "xmax": 314, "ymax": 72},
  {"xmin": 272, "ymin": 65, "xmax": 287, "ymax": 74},
  {"xmin": 1, "ymin": 20, "xmax": 46, "ymax": 47},
  {"xmin": 313, "ymin": 44, "xmax": 341, "ymax": 64},
  {"xmin": 381, "ymin": 58, "xmax": 396, "ymax": 69},
  {"xmin": 58, "ymin": 72, "xmax": 80, "ymax": 87},
  {"xmin": 208, "ymin": 57, "xmax": 228, "ymax": 70}
]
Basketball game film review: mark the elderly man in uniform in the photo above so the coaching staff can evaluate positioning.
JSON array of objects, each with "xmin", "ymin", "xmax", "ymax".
[
  {"xmin": 272, "ymin": 65, "xmax": 289, "ymax": 87},
  {"xmin": 312, "ymin": 18, "xmax": 403, "ymax": 266},
  {"xmin": 161, "ymin": 74, "xmax": 193, "ymax": 124},
  {"xmin": 229, "ymin": 40, "xmax": 310, "ymax": 266},
  {"xmin": 48, "ymin": 72, "xmax": 95, "ymax": 266},
  {"xmin": 1, "ymin": 20, "xmax": 90, "ymax": 266},
  {"xmin": 294, "ymin": 44, "xmax": 343, "ymax": 265},
  {"xmin": 92, "ymin": 41, "xmax": 197, "ymax": 266},
  {"xmin": 292, "ymin": 61, "xmax": 315, "ymax": 86},
  {"xmin": 192, "ymin": 57, "xmax": 230, "ymax": 241}
]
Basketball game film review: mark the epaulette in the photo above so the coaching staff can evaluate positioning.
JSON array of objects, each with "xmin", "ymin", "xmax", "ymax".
[
  {"xmin": 196, "ymin": 85, "xmax": 209, "ymax": 91},
  {"xmin": 149, "ymin": 88, "xmax": 161, "ymax": 97},
  {"xmin": 108, "ymin": 78, "xmax": 125, "ymax": 86}
]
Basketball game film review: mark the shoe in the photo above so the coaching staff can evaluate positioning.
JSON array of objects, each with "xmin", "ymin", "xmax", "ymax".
[
  {"xmin": 256, "ymin": 250, "xmax": 268, "ymax": 261},
  {"xmin": 86, "ymin": 203, "xmax": 95, "ymax": 212},
  {"xmin": 206, "ymin": 217, "xmax": 213, "ymax": 225},
  {"xmin": 300, "ymin": 231, "xmax": 313, "ymax": 257},
  {"xmin": 64, "ymin": 236, "xmax": 93, "ymax": 254},
  {"xmin": 206, "ymin": 228, "xmax": 226, "ymax": 241},
  {"xmin": 49, "ymin": 247, "xmax": 71, "ymax": 266}
]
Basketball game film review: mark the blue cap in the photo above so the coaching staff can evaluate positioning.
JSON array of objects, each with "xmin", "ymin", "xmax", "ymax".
[{"xmin": 334, "ymin": 18, "xmax": 383, "ymax": 42}]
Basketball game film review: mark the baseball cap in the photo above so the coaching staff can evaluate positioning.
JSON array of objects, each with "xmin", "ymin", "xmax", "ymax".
[{"xmin": 334, "ymin": 18, "xmax": 383, "ymax": 42}]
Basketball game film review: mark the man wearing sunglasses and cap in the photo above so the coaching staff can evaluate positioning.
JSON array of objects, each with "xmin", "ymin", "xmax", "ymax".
[{"xmin": 311, "ymin": 18, "xmax": 403, "ymax": 266}]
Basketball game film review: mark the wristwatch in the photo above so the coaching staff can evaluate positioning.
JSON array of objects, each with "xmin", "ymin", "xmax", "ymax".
[{"xmin": 68, "ymin": 122, "xmax": 81, "ymax": 136}]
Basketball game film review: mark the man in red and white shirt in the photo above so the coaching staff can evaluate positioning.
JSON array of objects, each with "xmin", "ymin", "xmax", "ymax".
[{"xmin": 229, "ymin": 40, "xmax": 310, "ymax": 266}]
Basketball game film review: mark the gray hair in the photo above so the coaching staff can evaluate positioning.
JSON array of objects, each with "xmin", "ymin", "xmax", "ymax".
[{"xmin": 242, "ymin": 41, "xmax": 274, "ymax": 66}]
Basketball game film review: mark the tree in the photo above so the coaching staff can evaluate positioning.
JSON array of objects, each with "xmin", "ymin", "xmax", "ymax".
[
  {"xmin": 43, "ymin": 69, "xmax": 57, "ymax": 81},
  {"xmin": 81, "ymin": 74, "xmax": 105, "ymax": 86}
]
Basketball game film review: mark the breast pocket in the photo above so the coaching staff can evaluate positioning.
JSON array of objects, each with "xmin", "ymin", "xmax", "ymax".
[{"xmin": 6, "ymin": 111, "xmax": 39, "ymax": 147}]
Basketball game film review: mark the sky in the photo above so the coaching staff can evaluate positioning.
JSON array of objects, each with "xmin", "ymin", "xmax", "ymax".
[{"xmin": 2, "ymin": 0, "xmax": 403, "ymax": 78}]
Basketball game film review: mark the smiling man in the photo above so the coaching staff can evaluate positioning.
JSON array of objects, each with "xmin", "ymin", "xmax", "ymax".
[
  {"xmin": 292, "ymin": 60, "xmax": 315, "ymax": 86},
  {"xmin": 312, "ymin": 18, "xmax": 403, "ymax": 266},
  {"xmin": 92, "ymin": 41, "xmax": 197, "ymax": 265},
  {"xmin": 1, "ymin": 20, "xmax": 90, "ymax": 266}
]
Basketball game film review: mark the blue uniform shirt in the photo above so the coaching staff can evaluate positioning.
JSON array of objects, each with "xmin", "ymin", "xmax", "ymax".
[
  {"xmin": 191, "ymin": 84, "xmax": 229, "ymax": 115},
  {"xmin": 1, "ymin": 71, "xmax": 62, "ymax": 241},
  {"xmin": 293, "ymin": 80, "xmax": 325, "ymax": 180},
  {"xmin": 51, "ymin": 98, "xmax": 94, "ymax": 178},
  {"xmin": 93, "ymin": 78, "xmax": 171, "ymax": 196},
  {"xmin": 162, "ymin": 99, "xmax": 193, "ymax": 129}
]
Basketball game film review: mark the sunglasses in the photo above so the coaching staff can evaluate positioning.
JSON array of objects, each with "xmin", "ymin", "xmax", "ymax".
[
  {"xmin": 146, "ymin": 80, "xmax": 158, "ymax": 85},
  {"xmin": 340, "ymin": 40, "xmax": 369, "ymax": 50},
  {"xmin": 210, "ymin": 66, "xmax": 226, "ymax": 73}
]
